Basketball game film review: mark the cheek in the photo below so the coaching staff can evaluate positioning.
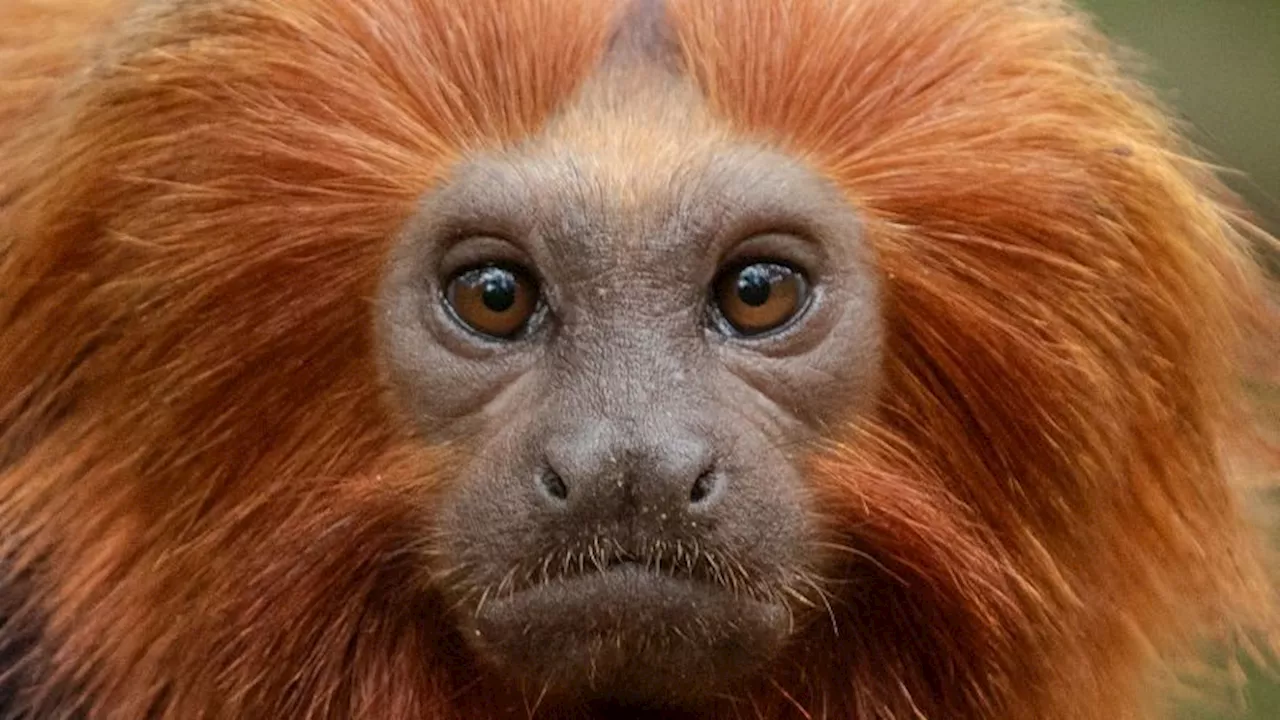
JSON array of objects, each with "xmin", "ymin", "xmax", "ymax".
[
  {"xmin": 716, "ymin": 307, "xmax": 885, "ymax": 429},
  {"xmin": 712, "ymin": 253, "xmax": 885, "ymax": 429},
  {"xmin": 428, "ymin": 421, "xmax": 543, "ymax": 545},
  {"xmin": 375, "ymin": 273, "xmax": 541, "ymax": 433}
]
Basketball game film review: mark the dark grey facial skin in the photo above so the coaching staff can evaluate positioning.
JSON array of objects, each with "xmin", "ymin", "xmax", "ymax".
[{"xmin": 376, "ymin": 139, "xmax": 883, "ymax": 706}]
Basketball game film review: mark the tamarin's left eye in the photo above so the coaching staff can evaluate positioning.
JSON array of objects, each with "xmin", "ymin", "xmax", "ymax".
[
  {"xmin": 444, "ymin": 264, "xmax": 540, "ymax": 339},
  {"xmin": 712, "ymin": 261, "xmax": 810, "ymax": 337}
]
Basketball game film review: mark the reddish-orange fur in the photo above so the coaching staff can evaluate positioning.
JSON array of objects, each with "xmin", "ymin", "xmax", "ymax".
[{"xmin": 0, "ymin": 0, "xmax": 1275, "ymax": 718}]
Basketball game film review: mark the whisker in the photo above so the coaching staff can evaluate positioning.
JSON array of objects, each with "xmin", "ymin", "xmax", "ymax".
[
  {"xmin": 811, "ymin": 540, "xmax": 910, "ymax": 587},
  {"xmin": 798, "ymin": 573, "xmax": 840, "ymax": 637},
  {"xmin": 770, "ymin": 678, "xmax": 814, "ymax": 720}
]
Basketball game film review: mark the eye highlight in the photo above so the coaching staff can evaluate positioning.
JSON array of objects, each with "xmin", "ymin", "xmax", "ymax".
[
  {"xmin": 713, "ymin": 261, "xmax": 810, "ymax": 337},
  {"xmin": 445, "ymin": 264, "xmax": 539, "ymax": 339}
]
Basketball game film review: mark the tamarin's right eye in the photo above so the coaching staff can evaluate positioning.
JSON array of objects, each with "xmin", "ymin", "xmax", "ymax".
[{"xmin": 444, "ymin": 263, "xmax": 540, "ymax": 339}]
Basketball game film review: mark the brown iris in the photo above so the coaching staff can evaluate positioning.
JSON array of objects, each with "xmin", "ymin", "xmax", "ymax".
[
  {"xmin": 445, "ymin": 264, "xmax": 538, "ymax": 338},
  {"xmin": 714, "ymin": 262, "xmax": 809, "ymax": 336}
]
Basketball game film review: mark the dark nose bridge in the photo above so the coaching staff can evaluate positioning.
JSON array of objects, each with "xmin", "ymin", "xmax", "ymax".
[
  {"xmin": 558, "ymin": 298, "xmax": 700, "ymax": 404},
  {"xmin": 552, "ymin": 328, "xmax": 710, "ymax": 464}
]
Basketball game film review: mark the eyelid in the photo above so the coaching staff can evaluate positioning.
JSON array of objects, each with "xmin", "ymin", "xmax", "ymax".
[
  {"xmin": 437, "ymin": 235, "xmax": 539, "ymax": 283},
  {"xmin": 712, "ymin": 232, "xmax": 825, "ymax": 284}
]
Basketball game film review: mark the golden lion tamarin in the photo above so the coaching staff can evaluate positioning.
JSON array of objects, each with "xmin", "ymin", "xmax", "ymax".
[{"xmin": 0, "ymin": 0, "xmax": 1276, "ymax": 718}]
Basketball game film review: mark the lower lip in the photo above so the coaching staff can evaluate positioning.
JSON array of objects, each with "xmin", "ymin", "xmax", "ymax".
[{"xmin": 465, "ymin": 566, "xmax": 789, "ymax": 701}]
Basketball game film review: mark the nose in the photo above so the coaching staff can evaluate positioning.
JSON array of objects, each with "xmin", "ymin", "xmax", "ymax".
[{"xmin": 536, "ymin": 421, "xmax": 722, "ymax": 523}]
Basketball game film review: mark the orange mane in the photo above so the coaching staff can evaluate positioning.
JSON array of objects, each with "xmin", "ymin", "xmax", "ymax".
[{"xmin": 1, "ymin": 1, "xmax": 1274, "ymax": 718}]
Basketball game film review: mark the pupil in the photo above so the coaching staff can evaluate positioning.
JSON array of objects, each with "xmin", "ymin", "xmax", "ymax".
[
  {"xmin": 480, "ymin": 269, "xmax": 517, "ymax": 312},
  {"xmin": 736, "ymin": 266, "xmax": 773, "ymax": 307}
]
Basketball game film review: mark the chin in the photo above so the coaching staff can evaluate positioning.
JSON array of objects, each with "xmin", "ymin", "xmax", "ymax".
[{"xmin": 466, "ymin": 564, "xmax": 790, "ymax": 704}]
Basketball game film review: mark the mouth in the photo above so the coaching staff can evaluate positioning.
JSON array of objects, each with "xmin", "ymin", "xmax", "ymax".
[{"xmin": 464, "ymin": 561, "xmax": 790, "ymax": 703}]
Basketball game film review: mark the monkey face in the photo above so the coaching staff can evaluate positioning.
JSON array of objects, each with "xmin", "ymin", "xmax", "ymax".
[{"xmin": 376, "ymin": 142, "xmax": 882, "ymax": 704}]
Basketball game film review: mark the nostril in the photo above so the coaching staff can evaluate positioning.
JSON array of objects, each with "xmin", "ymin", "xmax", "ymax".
[
  {"xmin": 538, "ymin": 469, "xmax": 569, "ymax": 503},
  {"xmin": 689, "ymin": 470, "xmax": 719, "ymax": 505}
]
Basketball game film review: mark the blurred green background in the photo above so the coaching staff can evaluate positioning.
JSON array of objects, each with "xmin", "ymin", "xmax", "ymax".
[
  {"xmin": 1079, "ymin": 2, "xmax": 1278, "ymax": 718},
  {"xmin": 1081, "ymin": 0, "xmax": 1279, "ymax": 237}
]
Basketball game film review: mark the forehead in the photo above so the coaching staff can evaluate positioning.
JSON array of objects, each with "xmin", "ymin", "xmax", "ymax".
[{"xmin": 428, "ymin": 73, "xmax": 854, "ymax": 274}]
